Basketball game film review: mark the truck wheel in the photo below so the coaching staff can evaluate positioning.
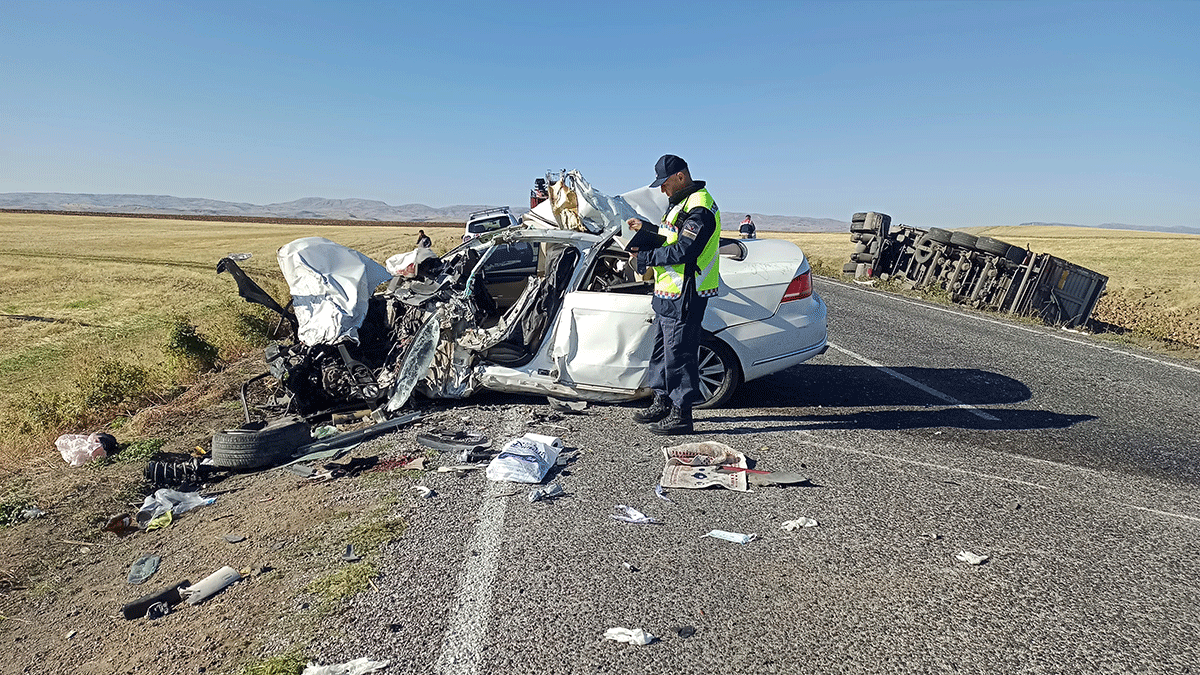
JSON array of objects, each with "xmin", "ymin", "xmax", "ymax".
[
  {"xmin": 926, "ymin": 228, "xmax": 953, "ymax": 245},
  {"xmin": 974, "ymin": 236, "xmax": 1011, "ymax": 257},
  {"xmin": 949, "ymin": 231, "xmax": 978, "ymax": 249},
  {"xmin": 843, "ymin": 262, "xmax": 859, "ymax": 274},
  {"xmin": 854, "ymin": 242, "xmax": 869, "ymax": 254},
  {"xmin": 211, "ymin": 416, "xmax": 311, "ymax": 469},
  {"xmin": 695, "ymin": 336, "xmax": 741, "ymax": 409},
  {"xmin": 851, "ymin": 252, "xmax": 875, "ymax": 263},
  {"xmin": 913, "ymin": 234, "xmax": 937, "ymax": 264},
  {"xmin": 1005, "ymin": 245, "xmax": 1028, "ymax": 265}
]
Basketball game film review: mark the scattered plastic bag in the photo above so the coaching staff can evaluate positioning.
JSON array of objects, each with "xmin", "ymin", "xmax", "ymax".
[
  {"xmin": 302, "ymin": 658, "xmax": 391, "ymax": 675},
  {"xmin": 610, "ymin": 505, "xmax": 660, "ymax": 525},
  {"xmin": 701, "ymin": 529, "xmax": 756, "ymax": 544},
  {"xmin": 127, "ymin": 554, "xmax": 161, "ymax": 585},
  {"xmin": 135, "ymin": 489, "xmax": 216, "ymax": 528},
  {"xmin": 781, "ymin": 517, "xmax": 819, "ymax": 531},
  {"xmin": 528, "ymin": 483, "xmax": 564, "ymax": 503},
  {"xmin": 604, "ymin": 627, "xmax": 656, "ymax": 646},
  {"xmin": 485, "ymin": 434, "xmax": 563, "ymax": 484},
  {"xmin": 56, "ymin": 433, "xmax": 108, "ymax": 467}
]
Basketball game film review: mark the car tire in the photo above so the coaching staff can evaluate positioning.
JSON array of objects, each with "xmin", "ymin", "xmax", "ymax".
[
  {"xmin": 211, "ymin": 416, "xmax": 311, "ymax": 469},
  {"xmin": 973, "ymin": 236, "xmax": 1011, "ymax": 257},
  {"xmin": 949, "ymin": 231, "xmax": 978, "ymax": 249},
  {"xmin": 695, "ymin": 336, "xmax": 741, "ymax": 410}
]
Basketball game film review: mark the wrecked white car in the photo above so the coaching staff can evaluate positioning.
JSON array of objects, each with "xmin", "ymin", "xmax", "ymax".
[{"xmin": 219, "ymin": 172, "xmax": 828, "ymax": 421}]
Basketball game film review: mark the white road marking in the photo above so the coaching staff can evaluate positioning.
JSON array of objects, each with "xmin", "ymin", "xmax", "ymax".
[
  {"xmin": 834, "ymin": 281, "xmax": 1200, "ymax": 375},
  {"xmin": 793, "ymin": 431, "xmax": 1200, "ymax": 524},
  {"xmin": 827, "ymin": 341, "xmax": 1001, "ymax": 421},
  {"xmin": 434, "ymin": 408, "xmax": 523, "ymax": 675}
]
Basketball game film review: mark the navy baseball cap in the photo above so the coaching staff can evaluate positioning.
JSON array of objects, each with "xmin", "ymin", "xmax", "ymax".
[{"xmin": 650, "ymin": 154, "xmax": 688, "ymax": 187}]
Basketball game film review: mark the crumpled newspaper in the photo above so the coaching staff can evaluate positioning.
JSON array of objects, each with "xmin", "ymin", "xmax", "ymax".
[
  {"xmin": 604, "ymin": 627, "xmax": 656, "ymax": 645},
  {"xmin": 302, "ymin": 657, "xmax": 390, "ymax": 675},
  {"xmin": 610, "ymin": 505, "xmax": 660, "ymax": 525},
  {"xmin": 780, "ymin": 517, "xmax": 819, "ymax": 531}
]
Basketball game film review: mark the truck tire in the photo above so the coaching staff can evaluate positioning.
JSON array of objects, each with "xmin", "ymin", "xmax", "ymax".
[
  {"xmin": 854, "ymin": 242, "xmax": 869, "ymax": 254},
  {"xmin": 843, "ymin": 262, "xmax": 859, "ymax": 274},
  {"xmin": 851, "ymin": 233, "xmax": 876, "ymax": 245},
  {"xmin": 211, "ymin": 416, "xmax": 311, "ymax": 470},
  {"xmin": 1005, "ymin": 245, "xmax": 1028, "ymax": 265},
  {"xmin": 851, "ymin": 212, "xmax": 868, "ymax": 223},
  {"xmin": 913, "ymin": 234, "xmax": 938, "ymax": 264},
  {"xmin": 850, "ymin": 222, "xmax": 877, "ymax": 233},
  {"xmin": 926, "ymin": 228, "xmax": 953, "ymax": 245},
  {"xmin": 974, "ymin": 236, "xmax": 1011, "ymax": 257},
  {"xmin": 949, "ymin": 231, "xmax": 978, "ymax": 249},
  {"xmin": 851, "ymin": 252, "xmax": 875, "ymax": 263},
  {"xmin": 695, "ymin": 335, "xmax": 741, "ymax": 409}
]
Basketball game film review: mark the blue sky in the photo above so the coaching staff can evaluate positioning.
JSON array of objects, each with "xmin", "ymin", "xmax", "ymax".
[{"xmin": 2, "ymin": 0, "xmax": 1197, "ymax": 228}]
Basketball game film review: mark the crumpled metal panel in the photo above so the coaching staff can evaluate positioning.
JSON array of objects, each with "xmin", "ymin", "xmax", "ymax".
[{"xmin": 277, "ymin": 237, "xmax": 393, "ymax": 346}]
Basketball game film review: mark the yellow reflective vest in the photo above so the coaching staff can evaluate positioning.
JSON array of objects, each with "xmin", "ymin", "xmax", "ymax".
[{"xmin": 654, "ymin": 188, "xmax": 721, "ymax": 298}]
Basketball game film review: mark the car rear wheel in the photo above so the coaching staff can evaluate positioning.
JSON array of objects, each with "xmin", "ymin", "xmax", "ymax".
[{"xmin": 695, "ymin": 336, "xmax": 741, "ymax": 409}]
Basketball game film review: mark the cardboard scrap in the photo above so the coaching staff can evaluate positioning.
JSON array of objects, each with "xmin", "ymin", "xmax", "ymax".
[{"xmin": 659, "ymin": 441, "xmax": 749, "ymax": 492}]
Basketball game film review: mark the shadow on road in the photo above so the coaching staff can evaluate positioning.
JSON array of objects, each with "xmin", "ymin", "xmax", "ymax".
[
  {"xmin": 702, "ymin": 408, "xmax": 1096, "ymax": 433},
  {"xmin": 732, "ymin": 363, "xmax": 1032, "ymax": 408}
]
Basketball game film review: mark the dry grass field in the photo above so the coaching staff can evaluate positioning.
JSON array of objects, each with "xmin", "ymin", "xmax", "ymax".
[{"xmin": 0, "ymin": 213, "xmax": 462, "ymax": 468}]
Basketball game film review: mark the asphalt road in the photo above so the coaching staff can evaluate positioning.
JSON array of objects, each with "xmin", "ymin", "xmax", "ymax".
[{"xmin": 315, "ymin": 278, "xmax": 1200, "ymax": 674}]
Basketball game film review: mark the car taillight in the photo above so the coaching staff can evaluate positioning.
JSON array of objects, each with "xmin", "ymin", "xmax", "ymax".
[{"xmin": 781, "ymin": 270, "xmax": 812, "ymax": 302}]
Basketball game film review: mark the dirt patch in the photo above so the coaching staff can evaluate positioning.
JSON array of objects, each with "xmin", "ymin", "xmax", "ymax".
[
  {"xmin": 1091, "ymin": 292, "xmax": 1200, "ymax": 348},
  {"xmin": 0, "ymin": 357, "xmax": 437, "ymax": 675}
]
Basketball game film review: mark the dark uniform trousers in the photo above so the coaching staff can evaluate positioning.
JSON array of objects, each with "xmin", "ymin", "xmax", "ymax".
[{"xmin": 647, "ymin": 294, "xmax": 709, "ymax": 410}]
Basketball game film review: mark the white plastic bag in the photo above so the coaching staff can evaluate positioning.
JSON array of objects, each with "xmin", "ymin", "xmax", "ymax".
[
  {"xmin": 385, "ymin": 247, "xmax": 438, "ymax": 277},
  {"xmin": 135, "ymin": 489, "xmax": 216, "ymax": 527},
  {"xmin": 485, "ymin": 433, "xmax": 562, "ymax": 484},
  {"xmin": 56, "ymin": 433, "xmax": 107, "ymax": 467}
]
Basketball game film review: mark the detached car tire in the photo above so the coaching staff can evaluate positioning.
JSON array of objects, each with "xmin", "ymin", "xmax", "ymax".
[
  {"xmin": 695, "ymin": 336, "xmax": 742, "ymax": 410},
  {"xmin": 211, "ymin": 416, "xmax": 311, "ymax": 470}
]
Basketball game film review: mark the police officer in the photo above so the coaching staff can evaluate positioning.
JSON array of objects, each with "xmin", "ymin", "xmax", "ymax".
[{"xmin": 626, "ymin": 154, "xmax": 721, "ymax": 435}]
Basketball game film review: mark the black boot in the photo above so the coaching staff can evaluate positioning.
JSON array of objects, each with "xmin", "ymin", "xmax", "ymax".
[
  {"xmin": 633, "ymin": 394, "xmax": 672, "ymax": 424},
  {"xmin": 648, "ymin": 406, "xmax": 693, "ymax": 435}
]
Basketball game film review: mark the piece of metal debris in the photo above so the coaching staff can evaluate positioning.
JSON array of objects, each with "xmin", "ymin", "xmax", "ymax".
[
  {"xmin": 413, "ymin": 485, "xmax": 435, "ymax": 498},
  {"xmin": 955, "ymin": 550, "xmax": 990, "ymax": 565},
  {"xmin": 342, "ymin": 544, "xmax": 362, "ymax": 562}
]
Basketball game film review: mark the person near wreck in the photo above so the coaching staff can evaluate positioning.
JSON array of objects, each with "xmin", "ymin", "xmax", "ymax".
[
  {"xmin": 416, "ymin": 229, "xmax": 432, "ymax": 248},
  {"xmin": 626, "ymin": 154, "xmax": 721, "ymax": 435}
]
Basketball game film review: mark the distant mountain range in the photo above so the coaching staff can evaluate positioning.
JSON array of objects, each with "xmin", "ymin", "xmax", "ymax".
[{"xmin": 2, "ymin": 193, "xmax": 1195, "ymax": 235}]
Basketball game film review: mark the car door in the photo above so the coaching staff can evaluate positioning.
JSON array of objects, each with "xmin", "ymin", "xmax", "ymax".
[{"xmin": 549, "ymin": 290, "xmax": 656, "ymax": 392}]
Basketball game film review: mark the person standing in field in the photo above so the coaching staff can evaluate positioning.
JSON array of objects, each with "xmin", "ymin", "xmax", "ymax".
[
  {"xmin": 739, "ymin": 215, "xmax": 756, "ymax": 239},
  {"xmin": 416, "ymin": 229, "xmax": 432, "ymax": 248}
]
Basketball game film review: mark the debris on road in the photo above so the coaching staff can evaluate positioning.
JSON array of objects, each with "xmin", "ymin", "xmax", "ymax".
[
  {"xmin": 412, "ymin": 485, "xmax": 435, "ymax": 499},
  {"xmin": 485, "ymin": 433, "xmax": 563, "ymax": 484},
  {"xmin": 780, "ymin": 517, "xmax": 819, "ymax": 531},
  {"xmin": 603, "ymin": 627, "xmax": 656, "ymax": 646},
  {"xmin": 528, "ymin": 483, "xmax": 564, "ymax": 503},
  {"xmin": 126, "ymin": 554, "xmax": 161, "ymax": 585},
  {"xmin": 181, "ymin": 566, "xmax": 241, "ymax": 605},
  {"xmin": 223, "ymin": 534, "xmax": 247, "ymax": 544},
  {"xmin": 547, "ymin": 397, "xmax": 588, "ymax": 414},
  {"xmin": 654, "ymin": 484, "xmax": 673, "ymax": 503},
  {"xmin": 120, "ymin": 579, "xmax": 191, "ymax": 620},
  {"xmin": 416, "ymin": 427, "xmax": 491, "ymax": 453},
  {"xmin": 955, "ymin": 550, "xmax": 990, "ymax": 566},
  {"xmin": 135, "ymin": 489, "xmax": 216, "ymax": 529},
  {"xmin": 701, "ymin": 529, "xmax": 757, "ymax": 544},
  {"xmin": 611, "ymin": 505, "xmax": 661, "ymax": 525},
  {"xmin": 302, "ymin": 657, "xmax": 391, "ymax": 675},
  {"xmin": 342, "ymin": 545, "xmax": 362, "ymax": 563},
  {"xmin": 660, "ymin": 441, "xmax": 749, "ymax": 492}
]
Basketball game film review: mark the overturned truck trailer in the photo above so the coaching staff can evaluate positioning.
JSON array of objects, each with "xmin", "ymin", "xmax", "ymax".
[{"xmin": 844, "ymin": 212, "xmax": 1108, "ymax": 328}]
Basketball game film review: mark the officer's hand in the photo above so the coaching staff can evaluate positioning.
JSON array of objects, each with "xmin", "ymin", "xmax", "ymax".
[{"xmin": 626, "ymin": 217, "xmax": 643, "ymax": 231}]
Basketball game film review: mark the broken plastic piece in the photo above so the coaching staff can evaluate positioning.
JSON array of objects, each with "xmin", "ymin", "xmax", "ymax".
[
  {"xmin": 780, "ymin": 517, "xmax": 819, "ymax": 531},
  {"xmin": 180, "ymin": 566, "xmax": 241, "ymax": 605},
  {"xmin": 654, "ymin": 484, "xmax": 673, "ymax": 503},
  {"xmin": 603, "ymin": 627, "xmax": 656, "ymax": 646},
  {"xmin": 611, "ymin": 505, "xmax": 660, "ymax": 525},
  {"xmin": 224, "ymin": 534, "xmax": 246, "ymax": 543},
  {"xmin": 342, "ymin": 544, "xmax": 362, "ymax": 562},
  {"xmin": 955, "ymin": 550, "xmax": 989, "ymax": 566},
  {"xmin": 547, "ymin": 397, "xmax": 588, "ymax": 414},
  {"xmin": 416, "ymin": 427, "xmax": 491, "ymax": 452},
  {"xmin": 302, "ymin": 658, "xmax": 391, "ymax": 675},
  {"xmin": 676, "ymin": 626, "xmax": 696, "ymax": 638},
  {"xmin": 121, "ymin": 579, "xmax": 190, "ymax": 620},
  {"xmin": 412, "ymin": 485, "xmax": 435, "ymax": 498},
  {"xmin": 145, "ymin": 601, "xmax": 170, "ymax": 621},
  {"xmin": 701, "ymin": 529, "xmax": 756, "ymax": 544},
  {"xmin": 528, "ymin": 483, "xmax": 564, "ymax": 503},
  {"xmin": 126, "ymin": 554, "xmax": 161, "ymax": 585}
]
